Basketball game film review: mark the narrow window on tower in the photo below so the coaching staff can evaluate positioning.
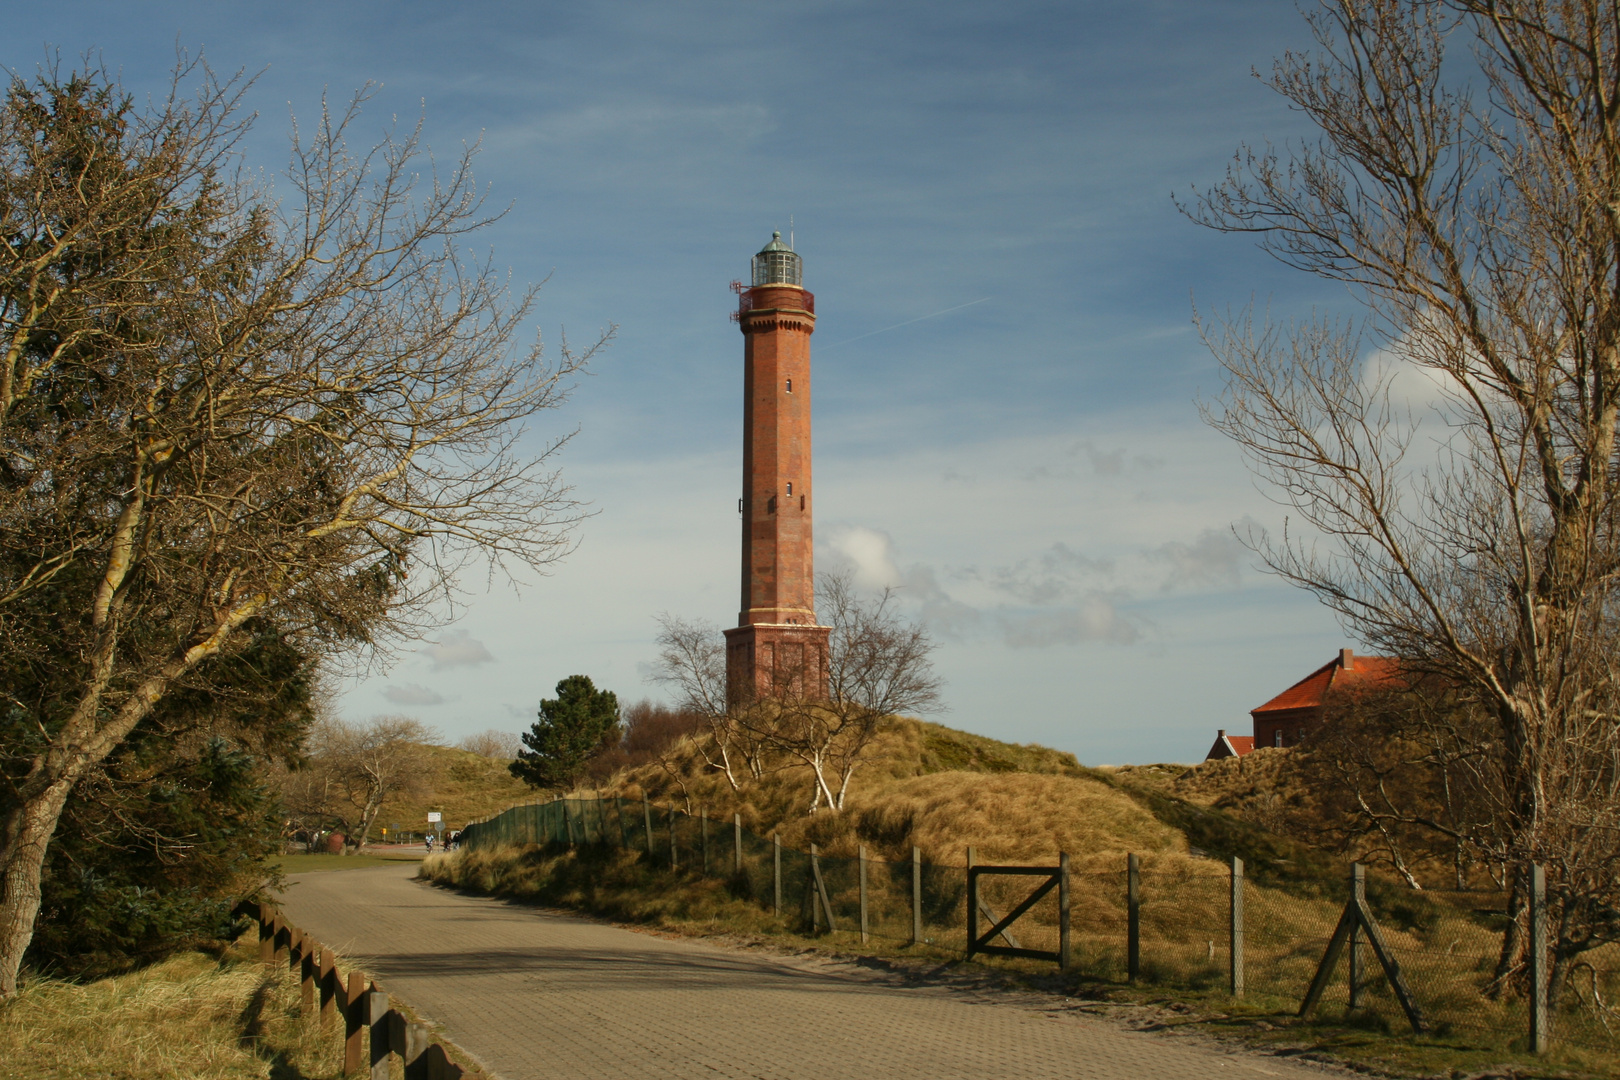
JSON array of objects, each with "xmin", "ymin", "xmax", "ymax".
[
  {"xmin": 786, "ymin": 482, "xmax": 793, "ymax": 495},
  {"xmin": 800, "ymin": 494, "xmax": 805, "ymax": 510},
  {"xmin": 785, "ymin": 378, "xmax": 792, "ymax": 393}
]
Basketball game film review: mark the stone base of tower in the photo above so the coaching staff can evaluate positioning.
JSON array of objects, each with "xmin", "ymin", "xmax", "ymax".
[{"xmin": 724, "ymin": 623, "xmax": 831, "ymax": 707}]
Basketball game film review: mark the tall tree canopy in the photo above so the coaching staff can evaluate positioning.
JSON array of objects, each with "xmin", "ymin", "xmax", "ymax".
[
  {"xmin": 510, "ymin": 676, "xmax": 621, "ymax": 791},
  {"xmin": 0, "ymin": 56, "xmax": 604, "ymax": 996}
]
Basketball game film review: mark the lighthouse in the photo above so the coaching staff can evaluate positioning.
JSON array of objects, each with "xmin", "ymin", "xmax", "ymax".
[{"xmin": 724, "ymin": 233, "xmax": 831, "ymax": 704}]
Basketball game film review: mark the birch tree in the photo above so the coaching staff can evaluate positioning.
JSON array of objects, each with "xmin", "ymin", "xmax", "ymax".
[{"xmin": 748, "ymin": 574, "xmax": 942, "ymax": 813}]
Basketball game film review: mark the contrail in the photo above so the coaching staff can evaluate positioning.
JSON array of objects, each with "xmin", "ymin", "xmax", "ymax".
[{"xmin": 819, "ymin": 297, "xmax": 992, "ymax": 350}]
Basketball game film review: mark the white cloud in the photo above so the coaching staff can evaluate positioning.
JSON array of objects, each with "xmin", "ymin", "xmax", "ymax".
[
  {"xmin": 382, "ymin": 683, "xmax": 447, "ymax": 706},
  {"xmin": 422, "ymin": 630, "xmax": 496, "ymax": 672},
  {"xmin": 825, "ymin": 525, "xmax": 904, "ymax": 591}
]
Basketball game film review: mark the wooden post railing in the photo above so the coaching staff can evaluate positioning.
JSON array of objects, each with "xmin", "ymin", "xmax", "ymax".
[{"xmin": 240, "ymin": 900, "xmax": 486, "ymax": 1079}]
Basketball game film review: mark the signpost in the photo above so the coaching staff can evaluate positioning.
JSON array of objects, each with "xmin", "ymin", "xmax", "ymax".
[{"xmin": 427, "ymin": 811, "xmax": 442, "ymax": 848}]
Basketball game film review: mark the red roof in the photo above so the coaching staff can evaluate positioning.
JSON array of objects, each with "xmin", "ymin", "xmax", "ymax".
[
  {"xmin": 1205, "ymin": 731, "xmax": 1256, "ymax": 760},
  {"xmin": 1252, "ymin": 651, "xmax": 1402, "ymax": 714}
]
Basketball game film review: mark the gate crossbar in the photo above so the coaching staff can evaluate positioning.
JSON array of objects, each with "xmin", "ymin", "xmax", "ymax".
[{"xmin": 967, "ymin": 861, "xmax": 1070, "ymax": 969}]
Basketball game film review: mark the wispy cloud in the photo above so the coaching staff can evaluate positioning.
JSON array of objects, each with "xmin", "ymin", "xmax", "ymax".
[
  {"xmin": 819, "ymin": 297, "xmax": 993, "ymax": 351},
  {"xmin": 422, "ymin": 630, "xmax": 496, "ymax": 671},
  {"xmin": 998, "ymin": 591, "xmax": 1144, "ymax": 647},
  {"xmin": 382, "ymin": 683, "xmax": 447, "ymax": 706},
  {"xmin": 1147, "ymin": 525, "xmax": 1249, "ymax": 592}
]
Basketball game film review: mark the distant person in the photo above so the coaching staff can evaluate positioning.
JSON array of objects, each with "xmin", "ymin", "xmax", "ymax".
[{"xmin": 425, "ymin": 834, "xmax": 435, "ymax": 855}]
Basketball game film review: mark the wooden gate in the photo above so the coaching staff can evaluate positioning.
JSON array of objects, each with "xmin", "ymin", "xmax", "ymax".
[{"xmin": 966, "ymin": 853, "xmax": 1070, "ymax": 970}]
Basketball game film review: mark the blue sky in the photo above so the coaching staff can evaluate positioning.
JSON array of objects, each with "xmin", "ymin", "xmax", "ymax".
[{"xmin": 11, "ymin": 1, "xmax": 1357, "ymax": 763}]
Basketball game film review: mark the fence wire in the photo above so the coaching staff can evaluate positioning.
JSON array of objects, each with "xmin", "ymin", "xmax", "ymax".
[{"xmin": 456, "ymin": 797, "xmax": 1618, "ymax": 1057}]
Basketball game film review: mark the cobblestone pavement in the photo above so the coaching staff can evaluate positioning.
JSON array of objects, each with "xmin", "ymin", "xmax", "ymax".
[{"xmin": 280, "ymin": 863, "xmax": 1339, "ymax": 1080}]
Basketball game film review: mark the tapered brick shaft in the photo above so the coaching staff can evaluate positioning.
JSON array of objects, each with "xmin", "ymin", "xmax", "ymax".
[{"xmin": 725, "ymin": 232, "xmax": 831, "ymax": 703}]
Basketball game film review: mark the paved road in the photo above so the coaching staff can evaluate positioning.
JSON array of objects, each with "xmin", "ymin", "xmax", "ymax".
[{"xmin": 280, "ymin": 863, "xmax": 1336, "ymax": 1080}]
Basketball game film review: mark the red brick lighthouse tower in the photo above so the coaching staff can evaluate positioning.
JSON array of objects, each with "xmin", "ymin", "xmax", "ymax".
[{"xmin": 724, "ymin": 233, "xmax": 831, "ymax": 704}]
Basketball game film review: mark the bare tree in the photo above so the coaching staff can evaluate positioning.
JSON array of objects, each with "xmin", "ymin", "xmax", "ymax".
[
  {"xmin": 456, "ymin": 729, "xmax": 523, "ymax": 760},
  {"xmin": 746, "ymin": 573, "xmax": 943, "ymax": 813},
  {"xmin": 1186, "ymin": 0, "xmax": 1620, "ymax": 999},
  {"xmin": 650, "ymin": 614, "xmax": 770, "ymax": 788},
  {"xmin": 585, "ymin": 700, "xmax": 705, "ymax": 785},
  {"xmin": 1295, "ymin": 682, "xmax": 1500, "ymax": 892},
  {"xmin": 314, "ymin": 716, "xmax": 439, "ymax": 851},
  {"xmin": 0, "ymin": 58, "xmax": 606, "ymax": 994}
]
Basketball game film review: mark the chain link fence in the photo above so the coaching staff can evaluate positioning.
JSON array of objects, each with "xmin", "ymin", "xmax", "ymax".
[{"xmin": 457, "ymin": 796, "xmax": 1620, "ymax": 1057}]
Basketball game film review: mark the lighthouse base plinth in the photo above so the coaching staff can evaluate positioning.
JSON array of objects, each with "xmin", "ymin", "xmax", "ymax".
[{"xmin": 724, "ymin": 623, "xmax": 831, "ymax": 707}]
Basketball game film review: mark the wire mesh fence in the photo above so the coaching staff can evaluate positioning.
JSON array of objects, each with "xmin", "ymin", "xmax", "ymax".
[{"xmin": 456, "ymin": 796, "xmax": 1619, "ymax": 1058}]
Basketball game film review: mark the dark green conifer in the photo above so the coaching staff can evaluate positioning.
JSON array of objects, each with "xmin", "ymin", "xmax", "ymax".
[{"xmin": 509, "ymin": 676, "xmax": 621, "ymax": 790}]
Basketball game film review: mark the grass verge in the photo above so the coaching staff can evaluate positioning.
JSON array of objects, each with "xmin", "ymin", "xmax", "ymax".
[
  {"xmin": 1, "ymin": 934, "xmax": 364, "ymax": 1079},
  {"xmin": 422, "ymin": 843, "xmax": 1617, "ymax": 1080},
  {"xmin": 273, "ymin": 851, "xmax": 424, "ymax": 875}
]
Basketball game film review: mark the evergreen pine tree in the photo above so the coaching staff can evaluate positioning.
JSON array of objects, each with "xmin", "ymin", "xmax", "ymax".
[{"xmin": 509, "ymin": 676, "xmax": 620, "ymax": 790}]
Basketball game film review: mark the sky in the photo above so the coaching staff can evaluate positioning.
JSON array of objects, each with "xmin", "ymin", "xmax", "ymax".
[{"xmin": 8, "ymin": 1, "xmax": 1361, "ymax": 764}]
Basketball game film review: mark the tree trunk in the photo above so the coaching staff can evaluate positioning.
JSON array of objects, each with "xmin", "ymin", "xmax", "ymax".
[
  {"xmin": 353, "ymin": 792, "xmax": 384, "ymax": 852},
  {"xmin": 0, "ymin": 774, "xmax": 80, "ymax": 996}
]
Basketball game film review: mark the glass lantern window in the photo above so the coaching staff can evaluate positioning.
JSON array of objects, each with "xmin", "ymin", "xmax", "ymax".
[{"xmin": 752, "ymin": 250, "xmax": 803, "ymax": 286}]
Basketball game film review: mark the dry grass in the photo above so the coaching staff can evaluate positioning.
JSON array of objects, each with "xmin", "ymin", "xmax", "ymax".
[
  {"xmin": 0, "ymin": 936, "xmax": 357, "ymax": 1079},
  {"xmin": 378, "ymin": 743, "xmax": 533, "ymax": 836},
  {"xmin": 583, "ymin": 716, "xmax": 1169, "ymax": 869},
  {"xmin": 857, "ymin": 770, "xmax": 1181, "ymax": 866}
]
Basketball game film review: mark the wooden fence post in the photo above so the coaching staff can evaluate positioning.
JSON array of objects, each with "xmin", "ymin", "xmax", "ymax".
[
  {"xmin": 810, "ymin": 843, "xmax": 821, "ymax": 933},
  {"xmin": 616, "ymin": 798, "xmax": 629, "ymax": 848},
  {"xmin": 859, "ymin": 844, "xmax": 870, "ymax": 944},
  {"xmin": 911, "ymin": 845, "xmax": 923, "ymax": 946},
  {"xmin": 1530, "ymin": 863, "xmax": 1549, "ymax": 1054},
  {"xmin": 344, "ymin": 971, "xmax": 366, "ymax": 1074},
  {"xmin": 564, "ymin": 799, "xmax": 577, "ymax": 847},
  {"xmin": 668, "ymin": 808, "xmax": 678, "ymax": 870},
  {"xmin": 274, "ymin": 916, "xmax": 288, "ymax": 966},
  {"xmin": 772, "ymin": 832, "xmax": 782, "ymax": 915},
  {"xmin": 366, "ymin": 989, "xmax": 391, "ymax": 1080},
  {"xmin": 300, "ymin": 934, "xmax": 317, "ymax": 1014},
  {"xmin": 734, "ymin": 813, "xmax": 743, "ymax": 876},
  {"xmin": 1348, "ymin": 863, "xmax": 1363, "ymax": 1008},
  {"xmin": 643, "ymin": 794, "xmax": 654, "ymax": 855},
  {"xmin": 320, "ymin": 948, "xmax": 337, "ymax": 1027},
  {"xmin": 1059, "ymin": 852, "xmax": 1072, "ymax": 973},
  {"xmin": 701, "ymin": 807, "xmax": 709, "ymax": 874},
  {"xmin": 1127, "ymin": 852, "xmax": 1141, "ymax": 983},
  {"xmin": 404, "ymin": 1021, "xmax": 433, "ymax": 1080},
  {"xmin": 258, "ymin": 903, "xmax": 273, "ymax": 963},
  {"xmin": 966, "ymin": 847, "xmax": 979, "ymax": 960},
  {"xmin": 1229, "ymin": 856, "xmax": 1244, "ymax": 998}
]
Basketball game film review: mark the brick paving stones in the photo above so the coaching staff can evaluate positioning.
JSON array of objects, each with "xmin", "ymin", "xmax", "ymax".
[{"xmin": 280, "ymin": 862, "xmax": 1338, "ymax": 1080}]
